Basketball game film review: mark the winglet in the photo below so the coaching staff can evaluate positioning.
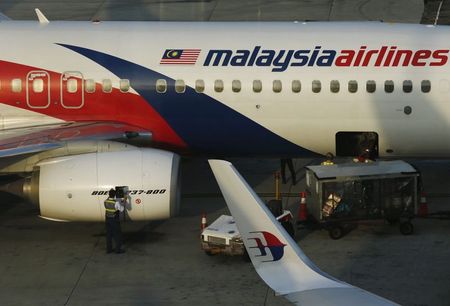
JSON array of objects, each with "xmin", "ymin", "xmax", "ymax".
[
  {"xmin": 35, "ymin": 8, "xmax": 49, "ymax": 24},
  {"xmin": 208, "ymin": 159, "xmax": 398, "ymax": 306},
  {"xmin": 0, "ymin": 11, "xmax": 11, "ymax": 21}
]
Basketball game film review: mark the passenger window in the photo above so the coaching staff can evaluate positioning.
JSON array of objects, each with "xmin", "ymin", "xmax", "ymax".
[
  {"xmin": 12, "ymin": 79, "xmax": 22, "ymax": 93},
  {"xmin": 67, "ymin": 79, "xmax": 78, "ymax": 93},
  {"xmin": 312, "ymin": 80, "xmax": 321, "ymax": 93},
  {"xmin": 403, "ymin": 80, "xmax": 413, "ymax": 93},
  {"xmin": 273, "ymin": 80, "xmax": 282, "ymax": 93},
  {"xmin": 175, "ymin": 79, "xmax": 185, "ymax": 93},
  {"xmin": 85, "ymin": 79, "xmax": 96, "ymax": 93},
  {"xmin": 292, "ymin": 80, "xmax": 301, "ymax": 93},
  {"xmin": 366, "ymin": 80, "xmax": 376, "ymax": 93},
  {"xmin": 214, "ymin": 80, "xmax": 224, "ymax": 92},
  {"xmin": 330, "ymin": 80, "xmax": 340, "ymax": 93},
  {"xmin": 195, "ymin": 79, "xmax": 205, "ymax": 93},
  {"xmin": 253, "ymin": 80, "xmax": 262, "ymax": 93},
  {"xmin": 33, "ymin": 79, "xmax": 44, "ymax": 93},
  {"xmin": 102, "ymin": 79, "xmax": 112, "ymax": 93},
  {"xmin": 232, "ymin": 80, "xmax": 241, "ymax": 93},
  {"xmin": 348, "ymin": 80, "xmax": 358, "ymax": 93},
  {"xmin": 421, "ymin": 80, "xmax": 431, "ymax": 93},
  {"xmin": 120, "ymin": 79, "xmax": 130, "ymax": 92},
  {"xmin": 156, "ymin": 79, "xmax": 167, "ymax": 93},
  {"xmin": 384, "ymin": 80, "xmax": 394, "ymax": 93}
]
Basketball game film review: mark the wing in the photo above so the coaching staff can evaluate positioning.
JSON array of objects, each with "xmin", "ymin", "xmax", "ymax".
[
  {"xmin": 0, "ymin": 11, "xmax": 11, "ymax": 21},
  {"xmin": 0, "ymin": 121, "xmax": 150, "ymax": 158},
  {"xmin": 208, "ymin": 159, "xmax": 398, "ymax": 306}
]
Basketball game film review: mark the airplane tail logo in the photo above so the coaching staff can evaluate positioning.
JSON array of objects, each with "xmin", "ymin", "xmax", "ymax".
[{"xmin": 248, "ymin": 231, "xmax": 286, "ymax": 262}]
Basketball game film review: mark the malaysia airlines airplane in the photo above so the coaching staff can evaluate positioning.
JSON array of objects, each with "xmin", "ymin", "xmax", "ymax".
[{"xmin": 0, "ymin": 10, "xmax": 448, "ymax": 223}]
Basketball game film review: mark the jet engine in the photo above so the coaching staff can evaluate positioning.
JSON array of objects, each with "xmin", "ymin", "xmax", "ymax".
[{"xmin": 22, "ymin": 148, "xmax": 180, "ymax": 222}]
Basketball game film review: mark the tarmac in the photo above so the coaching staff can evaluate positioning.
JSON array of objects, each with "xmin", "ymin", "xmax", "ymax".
[{"xmin": 0, "ymin": 1, "xmax": 449, "ymax": 306}]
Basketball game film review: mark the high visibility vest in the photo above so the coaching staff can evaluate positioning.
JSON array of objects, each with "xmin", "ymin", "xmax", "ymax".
[{"xmin": 104, "ymin": 198, "xmax": 117, "ymax": 218}]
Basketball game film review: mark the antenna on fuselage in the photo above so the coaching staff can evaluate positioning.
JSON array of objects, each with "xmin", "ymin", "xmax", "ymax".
[{"xmin": 35, "ymin": 8, "xmax": 49, "ymax": 24}]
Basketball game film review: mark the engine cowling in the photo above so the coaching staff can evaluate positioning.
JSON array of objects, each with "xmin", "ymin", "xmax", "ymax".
[{"xmin": 23, "ymin": 148, "xmax": 180, "ymax": 222}]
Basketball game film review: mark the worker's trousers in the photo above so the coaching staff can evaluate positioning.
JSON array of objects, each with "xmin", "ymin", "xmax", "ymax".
[{"xmin": 105, "ymin": 216, "xmax": 122, "ymax": 252}]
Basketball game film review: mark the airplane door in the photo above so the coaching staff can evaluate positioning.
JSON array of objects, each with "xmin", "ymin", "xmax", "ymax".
[
  {"xmin": 61, "ymin": 71, "xmax": 84, "ymax": 109},
  {"xmin": 26, "ymin": 71, "xmax": 50, "ymax": 109}
]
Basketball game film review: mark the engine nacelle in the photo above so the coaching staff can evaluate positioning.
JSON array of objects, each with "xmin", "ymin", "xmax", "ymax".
[{"xmin": 23, "ymin": 148, "xmax": 180, "ymax": 222}]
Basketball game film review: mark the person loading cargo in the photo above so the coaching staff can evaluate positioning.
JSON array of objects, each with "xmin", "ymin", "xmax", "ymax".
[{"xmin": 104, "ymin": 189, "xmax": 126, "ymax": 254}]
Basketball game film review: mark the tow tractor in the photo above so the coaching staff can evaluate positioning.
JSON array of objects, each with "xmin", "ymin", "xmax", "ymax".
[{"xmin": 201, "ymin": 172, "xmax": 294, "ymax": 258}]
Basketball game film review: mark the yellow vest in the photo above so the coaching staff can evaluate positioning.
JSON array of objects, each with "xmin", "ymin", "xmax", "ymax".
[{"xmin": 104, "ymin": 198, "xmax": 117, "ymax": 218}]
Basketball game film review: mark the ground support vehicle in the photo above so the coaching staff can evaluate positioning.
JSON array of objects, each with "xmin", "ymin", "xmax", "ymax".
[{"xmin": 304, "ymin": 160, "xmax": 419, "ymax": 239}]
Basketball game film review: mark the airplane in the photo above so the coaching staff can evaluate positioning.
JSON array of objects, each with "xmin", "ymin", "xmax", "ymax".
[
  {"xmin": 0, "ymin": 9, "xmax": 449, "ymax": 223},
  {"xmin": 208, "ymin": 159, "xmax": 398, "ymax": 305}
]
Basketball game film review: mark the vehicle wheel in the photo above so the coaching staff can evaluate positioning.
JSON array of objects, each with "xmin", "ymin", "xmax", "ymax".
[
  {"xmin": 266, "ymin": 199, "xmax": 283, "ymax": 217},
  {"xmin": 282, "ymin": 221, "xmax": 295, "ymax": 239},
  {"xmin": 204, "ymin": 250, "xmax": 216, "ymax": 256},
  {"xmin": 399, "ymin": 221, "xmax": 414, "ymax": 235},
  {"xmin": 386, "ymin": 216, "xmax": 399, "ymax": 225},
  {"xmin": 329, "ymin": 225, "xmax": 344, "ymax": 240}
]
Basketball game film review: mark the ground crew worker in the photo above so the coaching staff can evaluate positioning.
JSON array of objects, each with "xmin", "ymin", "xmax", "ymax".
[
  {"xmin": 104, "ymin": 189, "xmax": 125, "ymax": 254},
  {"xmin": 321, "ymin": 152, "xmax": 335, "ymax": 165},
  {"xmin": 280, "ymin": 158, "xmax": 296, "ymax": 185}
]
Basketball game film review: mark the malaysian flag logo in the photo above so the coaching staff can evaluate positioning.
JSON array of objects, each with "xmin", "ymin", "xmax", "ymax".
[{"xmin": 160, "ymin": 49, "xmax": 201, "ymax": 65}]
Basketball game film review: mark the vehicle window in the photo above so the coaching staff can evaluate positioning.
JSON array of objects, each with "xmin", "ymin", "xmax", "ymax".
[
  {"xmin": 195, "ymin": 79, "xmax": 205, "ymax": 93},
  {"xmin": 156, "ymin": 79, "xmax": 167, "ymax": 93},
  {"xmin": 12, "ymin": 79, "xmax": 22, "ymax": 93},
  {"xmin": 232, "ymin": 80, "xmax": 241, "ymax": 93},
  {"xmin": 292, "ymin": 80, "xmax": 301, "ymax": 93},
  {"xmin": 85, "ymin": 79, "xmax": 95, "ymax": 93},
  {"xmin": 348, "ymin": 80, "xmax": 358, "ymax": 93},
  {"xmin": 214, "ymin": 80, "xmax": 224, "ymax": 92},
  {"xmin": 312, "ymin": 80, "xmax": 321, "ymax": 93},
  {"xmin": 175, "ymin": 79, "xmax": 185, "ymax": 93},
  {"xmin": 102, "ymin": 79, "xmax": 112, "ymax": 93},
  {"xmin": 403, "ymin": 80, "xmax": 413, "ymax": 93},
  {"xmin": 330, "ymin": 80, "xmax": 339, "ymax": 93},
  {"xmin": 67, "ymin": 79, "xmax": 78, "ymax": 93},
  {"xmin": 421, "ymin": 80, "xmax": 431, "ymax": 93},
  {"xmin": 366, "ymin": 80, "xmax": 376, "ymax": 93},
  {"xmin": 273, "ymin": 80, "xmax": 282, "ymax": 93},
  {"xmin": 384, "ymin": 80, "xmax": 394, "ymax": 93},
  {"xmin": 33, "ymin": 79, "xmax": 44, "ymax": 93},
  {"xmin": 120, "ymin": 79, "xmax": 130, "ymax": 92}
]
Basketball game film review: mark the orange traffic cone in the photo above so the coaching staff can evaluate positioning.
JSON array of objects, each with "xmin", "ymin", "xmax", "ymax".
[
  {"xmin": 297, "ymin": 192, "xmax": 308, "ymax": 224},
  {"xmin": 418, "ymin": 193, "xmax": 428, "ymax": 217},
  {"xmin": 201, "ymin": 213, "xmax": 208, "ymax": 231}
]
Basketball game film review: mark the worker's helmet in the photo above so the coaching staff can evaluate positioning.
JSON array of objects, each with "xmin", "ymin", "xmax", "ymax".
[{"xmin": 108, "ymin": 189, "xmax": 116, "ymax": 198}]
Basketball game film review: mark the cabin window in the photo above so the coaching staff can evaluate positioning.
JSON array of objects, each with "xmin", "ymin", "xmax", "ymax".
[
  {"xmin": 175, "ymin": 79, "xmax": 185, "ymax": 93},
  {"xmin": 120, "ymin": 79, "xmax": 130, "ymax": 92},
  {"xmin": 12, "ymin": 79, "xmax": 22, "ymax": 93},
  {"xmin": 348, "ymin": 80, "xmax": 358, "ymax": 93},
  {"xmin": 85, "ymin": 79, "xmax": 95, "ymax": 93},
  {"xmin": 384, "ymin": 80, "xmax": 394, "ymax": 93},
  {"xmin": 156, "ymin": 79, "xmax": 167, "ymax": 93},
  {"xmin": 253, "ymin": 80, "xmax": 262, "ymax": 93},
  {"xmin": 102, "ymin": 79, "xmax": 112, "ymax": 93},
  {"xmin": 232, "ymin": 80, "xmax": 241, "ymax": 93},
  {"xmin": 33, "ymin": 79, "xmax": 44, "ymax": 93},
  {"xmin": 403, "ymin": 80, "xmax": 413, "ymax": 93},
  {"xmin": 421, "ymin": 80, "xmax": 431, "ymax": 93},
  {"xmin": 273, "ymin": 80, "xmax": 282, "ymax": 93},
  {"xmin": 292, "ymin": 80, "xmax": 301, "ymax": 93},
  {"xmin": 330, "ymin": 80, "xmax": 340, "ymax": 93},
  {"xmin": 67, "ymin": 79, "xmax": 78, "ymax": 93},
  {"xmin": 312, "ymin": 80, "xmax": 321, "ymax": 93},
  {"xmin": 195, "ymin": 79, "xmax": 205, "ymax": 93},
  {"xmin": 366, "ymin": 80, "xmax": 376, "ymax": 93},
  {"xmin": 214, "ymin": 80, "xmax": 224, "ymax": 92}
]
